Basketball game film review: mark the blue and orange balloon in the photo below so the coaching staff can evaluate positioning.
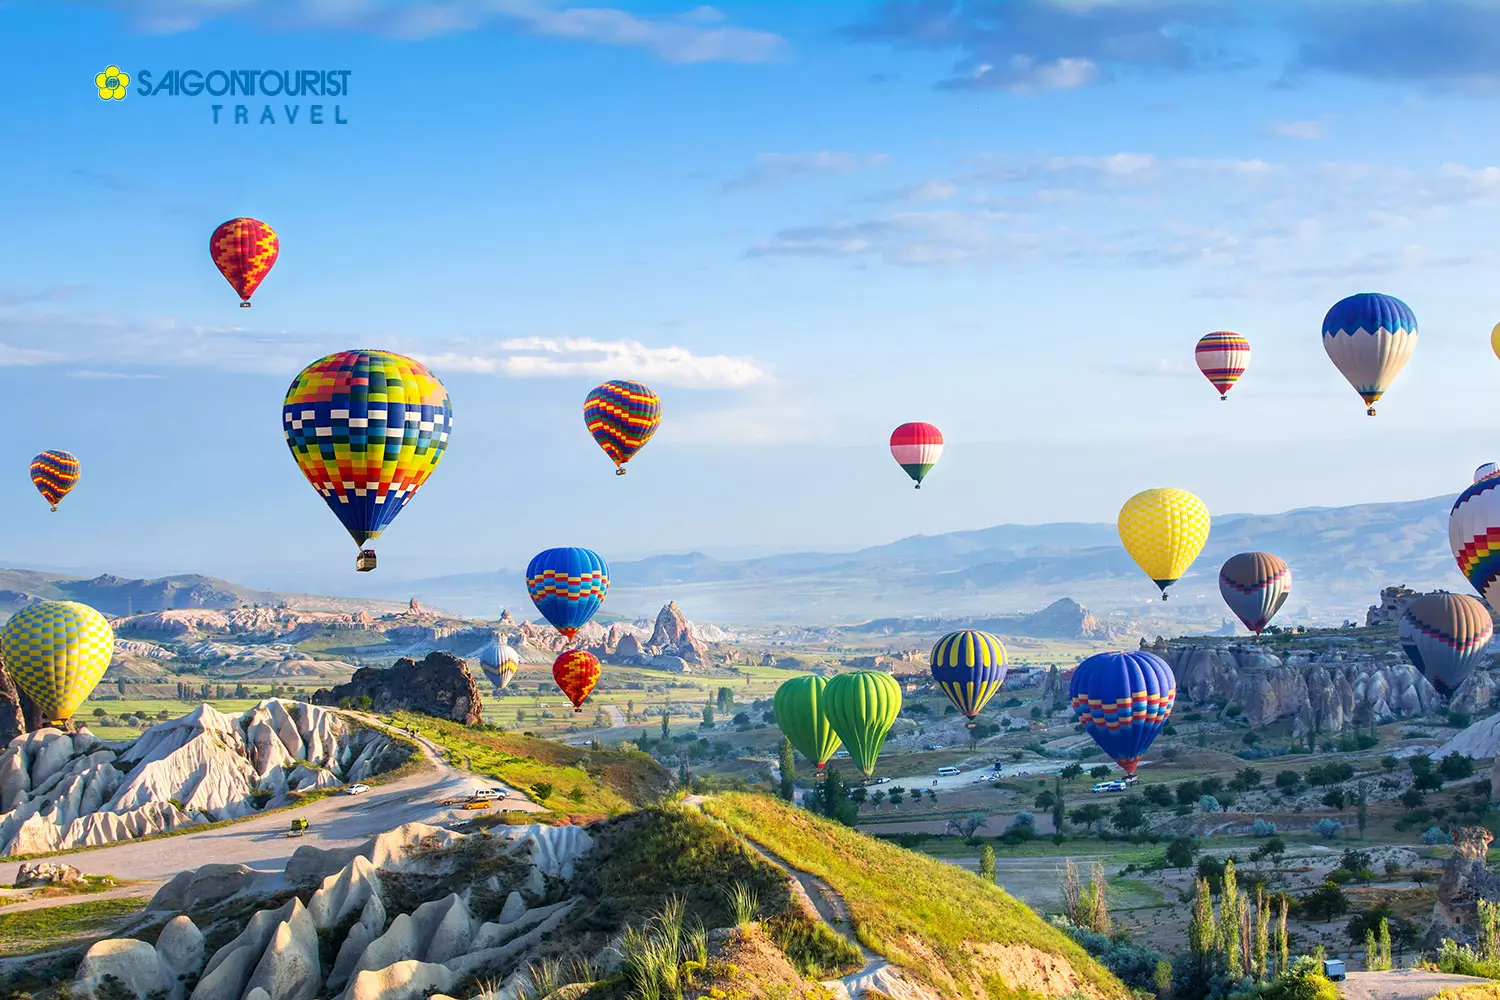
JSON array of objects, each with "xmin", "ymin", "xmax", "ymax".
[
  {"xmin": 584, "ymin": 380, "xmax": 661, "ymax": 475},
  {"xmin": 30, "ymin": 450, "xmax": 79, "ymax": 511},
  {"xmin": 1069, "ymin": 651, "xmax": 1176, "ymax": 776},
  {"xmin": 930, "ymin": 629, "xmax": 1007, "ymax": 723},
  {"xmin": 526, "ymin": 547, "xmax": 609, "ymax": 639}
]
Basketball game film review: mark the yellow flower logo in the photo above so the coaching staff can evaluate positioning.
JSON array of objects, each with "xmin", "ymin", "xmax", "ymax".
[{"xmin": 95, "ymin": 65, "xmax": 129, "ymax": 101}]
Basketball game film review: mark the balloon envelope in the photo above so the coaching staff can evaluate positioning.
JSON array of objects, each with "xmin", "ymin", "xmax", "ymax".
[
  {"xmin": 1118, "ymin": 488, "xmax": 1210, "ymax": 598},
  {"xmin": 552, "ymin": 650, "xmax": 600, "ymax": 711},
  {"xmin": 526, "ymin": 547, "xmax": 609, "ymax": 638},
  {"xmin": 1069, "ymin": 651, "xmax": 1176, "ymax": 776},
  {"xmin": 1477, "ymin": 463, "xmax": 1500, "ymax": 484},
  {"xmin": 283, "ymin": 350, "xmax": 452, "ymax": 548},
  {"xmin": 30, "ymin": 450, "xmax": 79, "ymax": 511},
  {"xmin": 929, "ymin": 630, "xmax": 1007, "ymax": 720},
  {"xmin": 480, "ymin": 640, "xmax": 519, "ymax": 689},
  {"xmin": 1194, "ymin": 332, "xmax": 1250, "ymax": 399},
  {"xmin": 1402, "ymin": 593, "xmax": 1493, "ymax": 697},
  {"xmin": 1491, "ymin": 322, "xmax": 1500, "ymax": 362},
  {"xmin": 890, "ymin": 423, "xmax": 944, "ymax": 487},
  {"xmin": 1322, "ymin": 292, "xmax": 1417, "ymax": 415},
  {"xmin": 1450, "ymin": 477, "xmax": 1500, "ymax": 611},
  {"xmin": 1, "ymin": 600, "xmax": 113, "ymax": 724},
  {"xmin": 1218, "ymin": 552, "xmax": 1291, "ymax": 635},
  {"xmin": 584, "ymin": 380, "xmax": 661, "ymax": 473},
  {"xmin": 210, "ymin": 217, "xmax": 278, "ymax": 306},
  {"xmin": 822, "ymin": 671, "xmax": 902, "ymax": 778},
  {"xmin": 773, "ymin": 676, "xmax": 842, "ymax": 770}
]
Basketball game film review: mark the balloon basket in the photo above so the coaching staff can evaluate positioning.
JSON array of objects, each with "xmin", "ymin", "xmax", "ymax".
[
  {"xmin": 356, "ymin": 549, "xmax": 377, "ymax": 572},
  {"xmin": 1161, "ymin": 593, "xmax": 1167, "ymax": 601},
  {"xmin": 615, "ymin": 468, "xmax": 627, "ymax": 476},
  {"xmin": 1220, "ymin": 395, "xmax": 1227, "ymax": 401},
  {"xmin": 914, "ymin": 483, "xmax": 921, "ymax": 490},
  {"xmin": 1367, "ymin": 407, "xmax": 1376, "ymax": 416},
  {"xmin": 239, "ymin": 301, "xmax": 252, "ymax": 308},
  {"xmin": 48, "ymin": 505, "xmax": 57, "ymax": 512}
]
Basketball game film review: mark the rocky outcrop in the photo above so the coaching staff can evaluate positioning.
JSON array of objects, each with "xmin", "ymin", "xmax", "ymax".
[
  {"xmin": 313, "ymin": 654, "xmax": 483, "ymax": 725},
  {"xmin": 1429, "ymin": 826, "xmax": 1500, "ymax": 947},
  {"xmin": 1165, "ymin": 644, "xmax": 1439, "ymax": 730},
  {"xmin": 646, "ymin": 602, "xmax": 709, "ymax": 665},
  {"xmin": 72, "ymin": 939, "xmax": 171, "ymax": 1000},
  {"xmin": 14, "ymin": 860, "xmax": 87, "ymax": 887},
  {"xmin": 0, "ymin": 702, "xmax": 405, "ymax": 856},
  {"xmin": 1367, "ymin": 584, "xmax": 1421, "ymax": 626},
  {"xmin": 1451, "ymin": 670, "xmax": 1500, "ymax": 715}
]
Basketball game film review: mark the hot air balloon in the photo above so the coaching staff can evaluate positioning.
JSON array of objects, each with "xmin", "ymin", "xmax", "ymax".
[
  {"xmin": 1477, "ymin": 463, "xmax": 1500, "ymax": 484},
  {"xmin": 1218, "ymin": 552, "xmax": 1291, "ymax": 635},
  {"xmin": 1, "ymin": 600, "xmax": 113, "ymax": 725},
  {"xmin": 1069, "ymin": 650, "xmax": 1176, "ymax": 776},
  {"xmin": 526, "ymin": 547, "xmax": 609, "ymax": 638},
  {"xmin": 1322, "ymin": 292, "xmax": 1417, "ymax": 416},
  {"xmin": 552, "ymin": 650, "xmax": 600, "ymax": 711},
  {"xmin": 210, "ymin": 217, "xmax": 279, "ymax": 307},
  {"xmin": 480, "ymin": 640, "xmax": 520, "ymax": 690},
  {"xmin": 930, "ymin": 630, "xmax": 1007, "ymax": 724},
  {"xmin": 889, "ymin": 423, "xmax": 943, "ymax": 489},
  {"xmin": 1450, "ymin": 476, "xmax": 1500, "ymax": 610},
  {"xmin": 1402, "ymin": 593, "xmax": 1493, "ymax": 697},
  {"xmin": 822, "ymin": 671, "xmax": 901, "ymax": 778},
  {"xmin": 1118, "ymin": 488, "xmax": 1210, "ymax": 600},
  {"xmin": 584, "ymin": 380, "xmax": 661, "ymax": 475},
  {"xmin": 1491, "ymin": 322, "xmax": 1500, "ymax": 363},
  {"xmin": 1398, "ymin": 611, "xmax": 1425, "ymax": 672},
  {"xmin": 29, "ymin": 450, "xmax": 79, "ymax": 511},
  {"xmin": 283, "ymin": 350, "xmax": 452, "ymax": 572},
  {"xmin": 773, "ymin": 676, "xmax": 842, "ymax": 770},
  {"xmin": 1194, "ymin": 331, "xmax": 1250, "ymax": 400}
]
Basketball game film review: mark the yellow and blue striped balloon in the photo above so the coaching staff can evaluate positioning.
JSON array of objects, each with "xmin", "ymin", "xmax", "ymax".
[
  {"xmin": 1, "ymin": 600, "xmax": 114, "ymax": 724},
  {"xmin": 930, "ymin": 629, "xmax": 1008, "ymax": 722}
]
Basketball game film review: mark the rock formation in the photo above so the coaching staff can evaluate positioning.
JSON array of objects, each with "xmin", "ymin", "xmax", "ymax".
[
  {"xmin": 1164, "ymin": 643, "xmax": 1439, "ymax": 731},
  {"xmin": 14, "ymin": 860, "xmax": 88, "ymax": 887},
  {"xmin": 312, "ymin": 653, "xmax": 483, "ymax": 725},
  {"xmin": 1451, "ymin": 670, "xmax": 1500, "ymax": 715},
  {"xmin": 645, "ymin": 601, "xmax": 709, "ymax": 665},
  {"xmin": 0, "ymin": 701, "xmax": 405, "ymax": 856},
  {"xmin": 1367, "ymin": 584, "xmax": 1421, "ymax": 626},
  {"xmin": 1428, "ymin": 826, "xmax": 1500, "ymax": 947}
]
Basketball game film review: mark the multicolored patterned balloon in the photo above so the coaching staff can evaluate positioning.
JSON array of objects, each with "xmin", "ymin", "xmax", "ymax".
[
  {"xmin": 1070, "ymin": 650, "xmax": 1176, "ymax": 776},
  {"xmin": 1195, "ymin": 331, "xmax": 1250, "ymax": 400},
  {"xmin": 929, "ymin": 629, "xmax": 1007, "ymax": 721},
  {"xmin": 1322, "ymin": 292, "xmax": 1417, "ymax": 416},
  {"xmin": 283, "ymin": 350, "xmax": 452, "ymax": 551},
  {"xmin": 1402, "ymin": 593, "xmax": 1493, "ymax": 697},
  {"xmin": 1476, "ymin": 463, "xmax": 1500, "ymax": 484},
  {"xmin": 773, "ymin": 676, "xmax": 842, "ymax": 770},
  {"xmin": 29, "ymin": 450, "xmax": 79, "ymax": 511},
  {"xmin": 584, "ymin": 380, "xmax": 661, "ymax": 475},
  {"xmin": 553, "ymin": 649, "xmax": 601, "ymax": 711},
  {"xmin": 1, "ymin": 600, "xmax": 114, "ymax": 724},
  {"xmin": 526, "ymin": 547, "xmax": 609, "ymax": 638},
  {"xmin": 1218, "ymin": 552, "xmax": 1291, "ymax": 635},
  {"xmin": 889, "ymin": 422, "xmax": 943, "ymax": 488},
  {"xmin": 1450, "ymin": 476, "xmax": 1500, "ymax": 611},
  {"xmin": 210, "ymin": 217, "xmax": 279, "ymax": 307},
  {"xmin": 1118, "ymin": 488, "xmax": 1210, "ymax": 600}
]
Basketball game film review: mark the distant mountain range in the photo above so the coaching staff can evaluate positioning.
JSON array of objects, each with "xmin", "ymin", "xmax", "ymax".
[{"xmin": 0, "ymin": 494, "xmax": 1469, "ymax": 627}]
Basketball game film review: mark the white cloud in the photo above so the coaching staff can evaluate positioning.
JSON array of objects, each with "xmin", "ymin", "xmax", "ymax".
[
  {"xmin": 112, "ymin": 0, "xmax": 784, "ymax": 61},
  {"xmin": 415, "ymin": 337, "xmax": 769, "ymax": 388},
  {"xmin": 68, "ymin": 370, "xmax": 165, "ymax": 380},
  {"xmin": 725, "ymin": 152, "xmax": 889, "ymax": 191},
  {"xmin": 0, "ymin": 342, "xmax": 62, "ymax": 366},
  {"xmin": 1273, "ymin": 119, "xmax": 1324, "ymax": 140}
]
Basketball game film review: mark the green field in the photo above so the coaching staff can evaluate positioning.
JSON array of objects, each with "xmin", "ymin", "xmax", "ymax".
[{"xmin": 0, "ymin": 897, "xmax": 146, "ymax": 956}]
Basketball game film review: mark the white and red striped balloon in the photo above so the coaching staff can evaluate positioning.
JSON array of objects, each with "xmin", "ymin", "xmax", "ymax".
[
  {"xmin": 1195, "ymin": 331, "xmax": 1250, "ymax": 400},
  {"xmin": 889, "ymin": 423, "xmax": 943, "ymax": 489}
]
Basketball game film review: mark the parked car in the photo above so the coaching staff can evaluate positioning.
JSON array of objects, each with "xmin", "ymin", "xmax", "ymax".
[
  {"xmin": 922, "ymin": 744, "xmax": 944, "ymax": 751},
  {"xmin": 832, "ymin": 750, "xmax": 851, "ymax": 759},
  {"xmin": 1091, "ymin": 780, "xmax": 1127, "ymax": 793},
  {"xmin": 287, "ymin": 817, "xmax": 309, "ymax": 837},
  {"xmin": 937, "ymin": 766, "xmax": 961, "ymax": 777},
  {"xmin": 865, "ymin": 776, "xmax": 891, "ymax": 785},
  {"xmin": 346, "ymin": 783, "xmax": 370, "ymax": 796},
  {"xmin": 468, "ymin": 788, "xmax": 507, "ymax": 801}
]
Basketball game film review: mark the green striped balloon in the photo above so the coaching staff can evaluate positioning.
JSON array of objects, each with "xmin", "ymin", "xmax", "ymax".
[
  {"xmin": 823, "ymin": 670, "xmax": 902, "ymax": 778},
  {"xmin": 773, "ymin": 676, "xmax": 843, "ymax": 770}
]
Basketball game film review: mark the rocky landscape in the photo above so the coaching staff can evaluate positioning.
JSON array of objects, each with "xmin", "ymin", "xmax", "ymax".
[
  {"xmin": 0, "ymin": 701, "xmax": 409, "ymax": 856},
  {"xmin": 313, "ymin": 654, "xmax": 485, "ymax": 726}
]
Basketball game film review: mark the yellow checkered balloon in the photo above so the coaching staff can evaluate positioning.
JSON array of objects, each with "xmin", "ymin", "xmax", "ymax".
[
  {"xmin": 2, "ymin": 601, "xmax": 113, "ymax": 724},
  {"xmin": 1117, "ymin": 488, "xmax": 1210, "ymax": 599}
]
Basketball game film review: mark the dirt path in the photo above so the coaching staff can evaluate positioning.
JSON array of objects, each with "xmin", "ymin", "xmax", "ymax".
[
  {"xmin": 1339, "ymin": 969, "xmax": 1493, "ymax": 1000},
  {"xmin": 0, "ymin": 883, "xmax": 158, "ymax": 913}
]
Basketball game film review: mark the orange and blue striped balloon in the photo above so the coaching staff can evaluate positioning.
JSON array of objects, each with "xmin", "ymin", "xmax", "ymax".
[
  {"xmin": 1069, "ymin": 651, "xmax": 1176, "ymax": 776},
  {"xmin": 930, "ymin": 629, "xmax": 1007, "ymax": 722},
  {"xmin": 30, "ymin": 450, "xmax": 79, "ymax": 511},
  {"xmin": 526, "ymin": 547, "xmax": 609, "ymax": 638},
  {"xmin": 584, "ymin": 380, "xmax": 660, "ymax": 475}
]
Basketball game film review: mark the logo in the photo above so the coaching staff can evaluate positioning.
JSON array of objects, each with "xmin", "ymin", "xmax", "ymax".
[{"xmin": 95, "ymin": 65, "xmax": 129, "ymax": 101}]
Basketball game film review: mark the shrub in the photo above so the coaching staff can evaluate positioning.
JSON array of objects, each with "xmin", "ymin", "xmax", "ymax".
[
  {"xmin": 1440, "ymin": 753, "xmax": 1476, "ymax": 781},
  {"xmin": 1275, "ymin": 770, "xmax": 1303, "ymax": 793},
  {"xmin": 1422, "ymin": 825, "xmax": 1449, "ymax": 845},
  {"xmin": 1251, "ymin": 819, "xmax": 1278, "ymax": 837},
  {"xmin": 1199, "ymin": 794, "xmax": 1221, "ymax": 813},
  {"xmin": 1262, "ymin": 955, "xmax": 1340, "ymax": 1000},
  {"xmin": 1299, "ymin": 881, "xmax": 1349, "ymax": 921},
  {"xmin": 1311, "ymin": 818, "xmax": 1342, "ymax": 840}
]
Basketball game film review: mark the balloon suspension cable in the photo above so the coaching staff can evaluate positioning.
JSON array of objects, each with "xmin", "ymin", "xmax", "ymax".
[{"xmin": 615, "ymin": 467, "xmax": 627, "ymax": 476}]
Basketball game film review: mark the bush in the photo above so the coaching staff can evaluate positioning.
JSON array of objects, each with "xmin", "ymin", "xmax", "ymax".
[
  {"xmin": 1440, "ymin": 753, "xmax": 1476, "ymax": 781},
  {"xmin": 1422, "ymin": 825, "xmax": 1449, "ymax": 845},
  {"xmin": 1436, "ymin": 938, "xmax": 1500, "ymax": 980},
  {"xmin": 1262, "ymin": 955, "xmax": 1340, "ymax": 1000},
  {"xmin": 1306, "ymin": 762, "xmax": 1354, "ymax": 786},
  {"xmin": 1299, "ymin": 881, "xmax": 1349, "ymax": 921},
  {"xmin": 1198, "ymin": 794, "xmax": 1221, "ymax": 813},
  {"xmin": 1311, "ymin": 817, "xmax": 1343, "ymax": 840},
  {"xmin": 1251, "ymin": 819, "xmax": 1278, "ymax": 837},
  {"xmin": 1275, "ymin": 770, "xmax": 1303, "ymax": 793}
]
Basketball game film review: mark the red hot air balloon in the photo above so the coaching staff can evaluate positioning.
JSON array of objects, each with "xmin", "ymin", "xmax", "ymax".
[
  {"xmin": 553, "ymin": 650, "xmax": 601, "ymax": 712},
  {"xmin": 889, "ymin": 422, "xmax": 943, "ymax": 489},
  {"xmin": 210, "ymin": 218, "xmax": 279, "ymax": 307}
]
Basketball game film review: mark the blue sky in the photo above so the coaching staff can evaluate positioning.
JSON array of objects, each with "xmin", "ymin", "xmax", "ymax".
[{"xmin": 5, "ymin": 0, "xmax": 1500, "ymax": 594}]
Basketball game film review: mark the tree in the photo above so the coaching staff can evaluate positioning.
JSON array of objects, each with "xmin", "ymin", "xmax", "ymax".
[
  {"xmin": 778, "ymin": 737, "xmax": 796, "ymax": 802},
  {"xmin": 1035, "ymin": 789, "xmax": 1057, "ymax": 812},
  {"xmin": 871, "ymin": 790, "xmax": 886, "ymax": 809},
  {"xmin": 1355, "ymin": 781, "xmax": 1368, "ymax": 838},
  {"xmin": 979, "ymin": 844, "xmax": 996, "ymax": 883},
  {"xmin": 1321, "ymin": 788, "xmax": 1347, "ymax": 811},
  {"xmin": 1165, "ymin": 836, "xmax": 1197, "ymax": 869},
  {"xmin": 660, "ymin": 710, "xmax": 671, "ymax": 740},
  {"xmin": 678, "ymin": 758, "xmax": 692, "ymax": 788},
  {"xmin": 1089, "ymin": 765, "xmax": 1112, "ymax": 780},
  {"xmin": 1198, "ymin": 794, "xmax": 1221, "ymax": 813},
  {"xmin": 733, "ymin": 711, "xmax": 751, "ymax": 728},
  {"xmin": 1061, "ymin": 763, "xmax": 1084, "ymax": 781},
  {"xmin": 1070, "ymin": 803, "xmax": 1106, "ymax": 831},
  {"xmin": 1113, "ymin": 796, "xmax": 1148, "ymax": 833},
  {"xmin": 1382, "ymin": 754, "xmax": 1399, "ymax": 772},
  {"xmin": 1275, "ymin": 770, "xmax": 1303, "ymax": 794},
  {"xmin": 808, "ymin": 770, "xmax": 858, "ymax": 827},
  {"xmin": 1301, "ymin": 881, "xmax": 1348, "ymax": 921},
  {"xmin": 1144, "ymin": 784, "xmax": 1174, "ymax": 807},
  {"xmin": 947, "ymin": 812, "xmax": 989, "ymax": 844},
  {"xmin": 530, "ymin": 782, "xmax": 554, "ymax": 801},
  {"xmin": 701, "ymin": 702, "xmax": 715, "ymax": 728},
  {"xmin": 926, "ymin": 788, "xmax": 938, "ymax": 804},
  {"xmin": 1233, "ymin": 767, "xmax": 1264, "ymax": 791},
  {"xmin": 92, "ymin": 707, "xmax": 106, "ymax": 718},
  {"xmin": 1176, "ymin": 780, "xmax": 1203, "ymax": 807},
  {"xmin": 716, "ymin": 686, "xmax": 735, "ymax": 715},
  {"xmin": 626, "ymin": 698, "xmax": 636, "ymax": 722},
  {"xmin": 1051, "ymin": 775, "xmax": 1067, "ymax": 832},
  {"xmin": 889, "ymin": 786, "xmax": 906, "ymax": 808},
  {"xmin": 1440, "ymin": 752, "xmax": 1476, "ymax": 781},
  {"xmin": 850, "ymin": 785, "xmax": 867, "ymax": 809}
]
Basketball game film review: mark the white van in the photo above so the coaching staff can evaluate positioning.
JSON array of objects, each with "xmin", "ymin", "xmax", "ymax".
[
  {"xmin": 468, "ymin": 788, "xmax": 506, "ymax": 801},
  {"xmin": 937, "ymin": 766, "xmax": 961, "ymax": 777},
  {"xmin": 1091, "ymin": 780, "xmax": 1127, "ymax": 793}
]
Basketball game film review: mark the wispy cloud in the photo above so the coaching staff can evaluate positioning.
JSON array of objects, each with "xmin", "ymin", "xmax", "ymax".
[
  {"xmin": 724, "ymin": 152, "xmax": 890, "ymax": 192},
  {"xmin": 1272, "ymin": 119, "xmax": 1324, "ymax": 140},
  {"xmin": 104, "ymin": 0, "xmax": 785, "ymax": 61},
  {"xmin": 0, "ymin": 342, "xmax": 63, "ymax": 366},
  {"xmin": 415, "ymin": 337, "xmax": 769, "ymax": 388},
  {"xmin": 68, "ymin": 370, "xmax": 165, "ymax": 380}
]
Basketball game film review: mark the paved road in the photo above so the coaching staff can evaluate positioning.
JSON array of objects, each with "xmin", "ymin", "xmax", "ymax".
[
  {"xmin": 0, "ymin": 716, "xmax": 539, "ymax": 897},
  {"xmin": 1339, "ymin": 969, "xmax": 1492, "ymax": 1000}
]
